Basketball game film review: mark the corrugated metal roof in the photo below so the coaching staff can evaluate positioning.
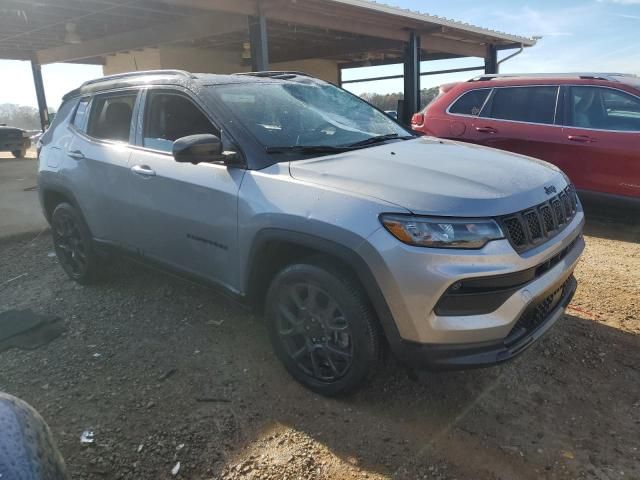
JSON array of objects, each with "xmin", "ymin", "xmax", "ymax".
[{"xmin": 328, "ymin": 0, "xmax": 536, "ymax": 46}]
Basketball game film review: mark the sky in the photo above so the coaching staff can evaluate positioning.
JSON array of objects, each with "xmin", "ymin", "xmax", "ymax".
[{"xmin": 1, "ymin": 0, "xmax": 639, "ymax": 110}]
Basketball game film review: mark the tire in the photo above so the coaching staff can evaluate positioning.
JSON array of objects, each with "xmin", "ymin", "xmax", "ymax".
[
  {"xmin": 11, "ymin": 149, "xmax": 26, "ymax": 158},
  {"xmin": 265, "ymin": 262, "xmax": 382, "ymax": 396},
  {"xmin": 0, "ymin": 393, "xmax": 69, "ymax": 479},
  {"xmin": 51, "ymin": 202, "xmax": 103, "ymax": 284}
]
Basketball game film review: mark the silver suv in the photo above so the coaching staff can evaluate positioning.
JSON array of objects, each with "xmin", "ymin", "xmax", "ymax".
[{"xmin": 38, "ymin": 70, "xmax": 584, "ymax": 395}]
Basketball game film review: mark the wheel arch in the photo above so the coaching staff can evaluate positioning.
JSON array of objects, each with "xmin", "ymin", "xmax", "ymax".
[
  {"xmin": 245, "ymin": 229, "xmax": 403, "ymax": 351},
  {"xmin": 39, "ymin": 183, "xmax": 82, "ymax": 224}
]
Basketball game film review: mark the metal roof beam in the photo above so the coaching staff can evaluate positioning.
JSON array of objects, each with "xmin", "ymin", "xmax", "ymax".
[{"xmin": 34, "ymin": 11, "xmax": 248, "ymax": 64}]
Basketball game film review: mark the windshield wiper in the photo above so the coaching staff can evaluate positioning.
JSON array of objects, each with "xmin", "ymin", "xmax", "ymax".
[
  {"xmin": 344, "ymin": 133, "xmax": 414, "ymax": 148},
  {"xmin": 265, "ymin": 145, "xmax": 352, "ymax": 154}
]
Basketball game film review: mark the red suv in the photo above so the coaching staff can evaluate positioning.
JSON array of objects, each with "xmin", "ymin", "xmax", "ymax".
[{"xmin": 412, "ymin": 74, "xmax": 640, "ymax": 204}]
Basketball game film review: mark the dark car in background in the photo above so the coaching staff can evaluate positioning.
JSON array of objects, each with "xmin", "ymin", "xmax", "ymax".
[
  {"xmin": 411, "ymin": 73, "xmax": 640, "ymax": 205},
  {"xmin": 0, "ymin": 124, "xmax": 31, "ymax": 158}
]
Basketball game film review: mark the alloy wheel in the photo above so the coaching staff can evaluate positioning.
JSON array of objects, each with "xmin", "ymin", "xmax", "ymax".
[
  {"xmin": 53, "ymin": 212, "xmax": 87, "ymax": 277},
  {"xmin": 276, "ymin": 282, "xmax": 353, "ymax": 382}
]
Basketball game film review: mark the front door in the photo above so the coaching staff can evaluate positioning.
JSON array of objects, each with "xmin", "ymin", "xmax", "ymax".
[
  {"xmin": 125, "ymin": 88, "xmax": 245, "ymax": 291},
  {"xmin": 561, "ymin": 85, "xmax": 640, "ymax": 197}
]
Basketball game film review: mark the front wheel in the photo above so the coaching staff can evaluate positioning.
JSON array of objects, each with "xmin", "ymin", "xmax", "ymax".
[
  {"xmin": 11, "ymin": 149, "xmax": 26, "ymax": 158},
  {"xmin": 51, "ymin": 203, "xmax": 103, "ymax": 284},
  {"xmin": 265, "ymin": 262, "xmax": 382, "ymax": 396}
]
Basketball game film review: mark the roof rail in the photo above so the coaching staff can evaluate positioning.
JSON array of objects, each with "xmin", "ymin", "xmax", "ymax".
[
  {"xmin": 233, "ymin": 71, "xmax": 312, "ymax": 78},
  {"xmin": 80, "ymin": 69, "xmax": 194, "ymax": 88},
  {"xmin": 468, "ymin": 72, "xmax": 637, "ymax": 83}
]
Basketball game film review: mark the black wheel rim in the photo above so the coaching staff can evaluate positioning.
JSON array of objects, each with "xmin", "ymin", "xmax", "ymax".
[
  {"xmin": 276, "ymin": 282, "xmax": 353, "ymax": 382},
  {"xmin": 52, "ymin": 212, "xmax": 87, "ymax": 277}
]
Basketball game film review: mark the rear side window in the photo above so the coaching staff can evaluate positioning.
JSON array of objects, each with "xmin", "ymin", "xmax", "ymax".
[
  {"xmin": 449, "ymin": 88, "xmax": 491, "ymax": 116},
  {"xmin": 568, "ymin": 86, "xmax": 640, "ymax": 131},
  {"xmin": 87, "ymin": 93, "xmax": 137, "ymax": 142},
  {"xmin": 143, "ymin": 91, "xmax": 217, "ymax": 153},
  {"xmin": 486, "ymin": 86, "xmax": 558, "ymax": 125},
  {"xmin": 72, "ymin": 98, "xmax": 90, "ymax": 131},
  {"xmin": 40, "ymin": 98, "xmax": 76, "ymax": 145}
]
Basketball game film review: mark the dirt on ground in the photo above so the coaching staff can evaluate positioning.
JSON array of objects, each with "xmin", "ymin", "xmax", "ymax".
[{"xmin": 0, "ymin": 214, "xmax": 638, "ymax": 480}]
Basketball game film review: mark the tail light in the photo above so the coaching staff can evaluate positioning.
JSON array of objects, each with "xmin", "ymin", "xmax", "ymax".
[{"xmin": 411, "ymin": 113, "xmax": 424, "ymax": 127}]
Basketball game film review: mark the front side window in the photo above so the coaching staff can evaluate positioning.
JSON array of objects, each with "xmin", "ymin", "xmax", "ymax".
[
  {"xmin": 449, "ymin": 88, "xmax": 491, "ymax": 116},
  {"xmin": 486, "ymin": 86, "xmax": 558, "ymax": 125},
  {"xmin": 143, "ymin": 91, "xmax": 218, "ymax": 152},
  {"xmin": 86, "ymin": 93, "xmax": 137, "ymax": 142},
  {"xmin": 568, "ymin": 86, "xmax": 640, "ymax": 131},
  {"xmin": 209, "ymin": 80, "xmax": 409, "ymax": 150}
]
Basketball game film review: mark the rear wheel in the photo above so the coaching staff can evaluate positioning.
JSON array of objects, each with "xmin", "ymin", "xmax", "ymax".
[
  {"xmin": 51, "ymin": 203, "xmax": 102, "ymax": 284},
  {"xmin": 265, "ymin": 262, "xmax": 381, "ymax": 396},
  {"xmin": 11, "ymin": 149, "xmax": 26, "ymax": 158}
]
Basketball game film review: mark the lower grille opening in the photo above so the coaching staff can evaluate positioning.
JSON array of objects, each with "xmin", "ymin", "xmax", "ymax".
[{"xmin": 505, "ymin": 275, "xmax": 575, "ymax": 347}]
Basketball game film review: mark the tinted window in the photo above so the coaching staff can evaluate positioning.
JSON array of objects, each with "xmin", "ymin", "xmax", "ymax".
[
  {"xmin": 569, "ymin": 86, "xmax": 640, "ymax": 131},
  {"xmin": 87, "ymin": 93, "xmax": 137, "ymax": 142},
  {"xmin": 487, "ymin": 86, "xmax": 558, "ymax": 124},
  {"xmin": 72, "ymin": 98, "xmax": 90, "ymax": 131},
  {"xmin": 449, "ymin": 89, "xmax": 491, "ymax": 116},
  {"xmin": 143, "ymin": 91, "xmax": 217, "ymax": 152}
]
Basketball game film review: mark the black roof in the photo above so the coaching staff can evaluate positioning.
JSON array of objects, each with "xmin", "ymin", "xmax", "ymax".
[{"xmin": 62, "ymin": 69, "xmax": 316, "ymax": 100}]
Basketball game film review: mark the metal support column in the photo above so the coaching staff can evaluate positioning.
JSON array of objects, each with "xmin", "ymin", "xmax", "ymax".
[
  {"xmin": 402, "ymin": 31, "xmax": 420, "ymax": 125},
  {"xmin": 30, "ymin": 60, "xmax": 49, "ymax": 131},
  {"xmin": 248, "ymin": 1, "xmax": 269, "ymax": 72},
  {"xmin": 484, "ymin": 44, "xmax": 498, "ymax": 74}
]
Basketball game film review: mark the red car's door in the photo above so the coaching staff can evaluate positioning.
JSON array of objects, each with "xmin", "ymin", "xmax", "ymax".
[
  {"xmin": 562, "ymin": 85, "xmax": 640, "ymax": 198},
  {"xmin": 469, "ymin": 85, "xmax": 569, "ymax": 171}
]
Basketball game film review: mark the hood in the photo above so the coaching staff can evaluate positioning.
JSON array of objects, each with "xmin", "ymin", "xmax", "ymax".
[{"xmin": 289, "ymin": 137, "xmax": 567, "ymax": 217}]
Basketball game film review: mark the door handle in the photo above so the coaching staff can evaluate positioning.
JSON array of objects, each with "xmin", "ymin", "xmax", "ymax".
[
  {"xmin": 568, "ymin": 135, "xmax": 596, "ymax": 143},
  {"xmin": 131, "ymin": 165, "xmax": 156, "ymax": 177},
  {"xmin": 475, "ymin": 126, "xmax": 498, "ymax": 134},
  {"xmin": 67, "ymin": 149, "xmax": 85, "ymax": 160}
]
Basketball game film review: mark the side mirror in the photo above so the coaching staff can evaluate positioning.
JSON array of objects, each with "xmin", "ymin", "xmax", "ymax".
[{"xmin": 173, "ymin": 134, "xmax": 225, "ymax": 165}]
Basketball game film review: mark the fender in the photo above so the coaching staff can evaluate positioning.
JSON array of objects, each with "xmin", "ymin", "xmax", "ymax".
[
  {"xmin": 37, "ymin": 175, "xmax": 85, "ymax": 223},
  {"xmin": 245, "ymin": 228, "xmax": 407, "ymax": 356}
]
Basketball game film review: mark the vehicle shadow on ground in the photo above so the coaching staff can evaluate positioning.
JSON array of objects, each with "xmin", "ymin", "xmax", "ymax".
[
  {"xmin": 582, "ymin": 202, "xmax": 640, "ymax": 243},
  {"xmin": 1, "ymin": 243, "xmax": 638, "ymax": 480},
  {"xmin": 98, "ymin": 259, "xmax": 640, "ymax": 479}
]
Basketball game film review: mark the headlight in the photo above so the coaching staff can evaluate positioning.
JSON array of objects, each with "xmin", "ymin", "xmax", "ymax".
[{"xmin": 380, "ymin": 214, "xmax": 504, "ymax": 249}]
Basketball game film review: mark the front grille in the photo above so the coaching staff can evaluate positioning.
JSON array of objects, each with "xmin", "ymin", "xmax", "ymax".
[
  {"xmin": 505, "ymin": 275, "xmax": 574, "ymax": 346},
  {"xmin": 499, "ymin": 185, "xmax": 579, "ymax": 253}
]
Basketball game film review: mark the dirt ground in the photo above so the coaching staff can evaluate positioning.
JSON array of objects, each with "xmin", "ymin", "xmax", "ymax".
[{"xmin": 0, "ymin": 212, "xmax": 638, "ymax": 480}]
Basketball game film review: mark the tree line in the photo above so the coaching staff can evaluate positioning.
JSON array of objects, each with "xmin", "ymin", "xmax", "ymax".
[
  {"xmin": 0, "ymin": 104, "xmax": 44, "ymax": 130},
  {"xmin": 359, "ymin": 86, "xmax": 440, "ymax": 112}
]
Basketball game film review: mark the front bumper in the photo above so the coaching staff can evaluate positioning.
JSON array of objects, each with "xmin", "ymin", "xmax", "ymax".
[
  {"xmin": 397, "ymin": 274, "xmax": 577, "ymax": 369},
  {"xmin": 357, "ymin": 209, "xmax": 584, "ymax": 369}
]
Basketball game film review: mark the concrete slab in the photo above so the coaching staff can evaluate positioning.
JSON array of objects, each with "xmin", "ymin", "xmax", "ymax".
[{"xmin": 0, "ymin": 150, "xmax": 48, "ymax": 239}]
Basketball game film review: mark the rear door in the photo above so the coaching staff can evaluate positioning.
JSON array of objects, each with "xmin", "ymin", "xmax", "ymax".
[
  {"xmin": 470, "ymin": 85, "xmax": 568, "ymax": 169},
  {"xmin": 65, "ymin": 90, "xmax": 139, "ymax": 242},
  {"xmin": 125, "ymin": 87, "xmax": 245, "ymax": 290},
  {"xmin": 438, "ymin": 87, "xmax": 492, "ymax": 140},
  {"xmin": 561, "ymin": 85, "xmax": 640, "ymax": 197}
]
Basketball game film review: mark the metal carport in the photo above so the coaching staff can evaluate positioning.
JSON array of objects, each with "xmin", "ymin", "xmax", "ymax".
[{"xmin": 0, "ymin": 0, "xmax": 536, "ymax": 127}]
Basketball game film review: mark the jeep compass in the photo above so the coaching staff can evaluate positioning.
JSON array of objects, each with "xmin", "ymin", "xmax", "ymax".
[{"xmin": 38, "ymin": 70, "xmax": 584, "ymax": 395}]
